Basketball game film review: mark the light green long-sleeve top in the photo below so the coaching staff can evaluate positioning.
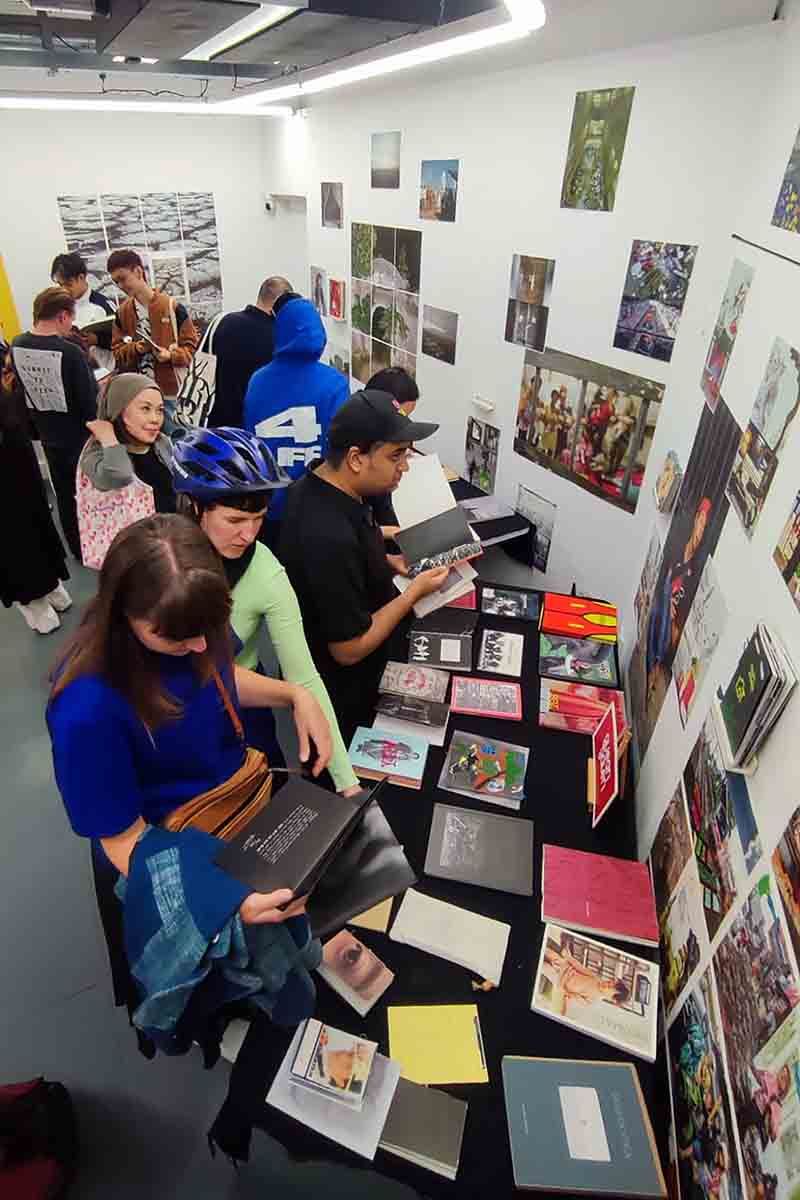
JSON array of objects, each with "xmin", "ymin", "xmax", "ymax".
[{"xmin": 231, "ymin": 541, "xmax": 358, "ymax": 793}]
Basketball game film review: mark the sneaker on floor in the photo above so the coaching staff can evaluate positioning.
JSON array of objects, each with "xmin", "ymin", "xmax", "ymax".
[
  {"xmin": 46, "ymin": 582, "xmax": 72, "ymax": 612},
  {"xmin": 16, "ymin": 598, "xmax": 61, "ymax": 634}
]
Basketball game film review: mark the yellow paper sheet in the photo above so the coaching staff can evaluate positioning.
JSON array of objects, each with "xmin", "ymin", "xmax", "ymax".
[
  {"xmin": 0, "ymin": 254, "xmax": 21, "ymax": 342},
  {"xmin": 388, "ymin": 1004, "xmax": 488, "ymax": 1085},
  {"xmin": 349, "ymin": 897, "xmax": 393, "ymax": 933}
]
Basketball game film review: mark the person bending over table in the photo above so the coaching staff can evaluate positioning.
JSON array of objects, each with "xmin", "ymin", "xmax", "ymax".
[
  {"xmin": 171, "ymin": 424, "xmax": 360, "ymax": 796},
  {"xmin": 364, "ymin": 366, "xmax": 420, "ymax": 538},
  {"xmin": 278, "ymin": 389, "xmax": 449, "ymax": 743}
]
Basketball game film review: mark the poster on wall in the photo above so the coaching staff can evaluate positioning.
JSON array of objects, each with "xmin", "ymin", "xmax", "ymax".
[
  {"xmin": 726, "ymin": 336, "xmax": 800, "ymax": 538},
  {"xmin": 560, "ymin": 86, "xmax": 635, "ymax": 212},
  {"xmin": 329, "ymin": 278, "xmax": 345, "ymax": 320},
  {"xmin": 515, "ymin": 347, "xmax": 664, "ymax": 515},
  {"xmin": 321, "ymin": 181, "xmax": 344, "ymax": 229},
  {"xmin": 654, "ymin": 450, "xmax": 682, "ymax": 513},
  {"xmin": 627, "ymin": 529, "xmax": 663, "ymax": 765},
  {"xmin": 613, "ymin": 239, "xmax": 698, "ymax": 363},
  {"xmin": 515, "ymin": 483, "xmax": 556, "ymax": 572},
  {"xmin": 370, "ymin": 131, "xmax": 401, "ymax": 189},
  {"xmin": 504, "ymin": 254, "xmax": 555, "ymax": 351},
  {"xmin": 659, "ymin": 865, "xmax": 707, "ymax": 1019},
  {"xmin": 650, "ymin": 783, "xmax": 693, "ymax": 915},
  {"xmin": 713, "ymin": 875, "xmax": 800, "ymax": 1200},
  {"xmin": 772, "ymin": 123, "xmax": 800, "ymax": 234},
  {"xmin": 773, "ymin": 805, "xmax": 800, "ymax": 968},
  {"xmin": 419, "ymin": 159, "xmax": 459, "ymax": 223},
  {"xmin": 773, "ymin": 490, "xmax": 800, "ymax": 614},
  {"xmin": 422, "ymin": 304, "xmax": 458, "ymax": 365},
  {"xmin": 464, "ymin": 416, "xmax": 499, "ymax": 494},
  {"xmin": 673, "ymin": 556, "xmax": 728, "ymax": 728},
  {"xmin": 701, "ymin": 258, "xmax": 755, "ymax": 409},
  {"xmin": 350, "ymin": 221, "xmax": 420, "ymax": 384},
  {"xmin": 682, "ymin": 715, "xmax": 762, "ymax": 941},
  {"xmin": 637, "ymin": 398, "xmax": 741, "ymax": 762},
  {"xmin": 310, "ymin": 265, "xmax": 328, "ymax": 316},
  {"xmin": 667, "ymin": 969, "xmax": 745, "ymax": 1200}
]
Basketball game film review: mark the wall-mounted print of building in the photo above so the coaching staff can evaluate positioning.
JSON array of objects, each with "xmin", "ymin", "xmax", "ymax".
[
  {"xmin": 515, "ymin": 347, "xmax": 664, "ymax": 514},
  {"xmin": 560, "ymin": 87, "xmax": 635, "ymax": 212},
  {"xmin": 613, "ymin": 239, "xmax": 698, "ymax": 363},
  {"xmin": 420, "ymin": 159, "xmax": 459, "ymax": 222},
  {"xmin": 349, "ymin": 221, "xmax": 421, "ymax": 385}
]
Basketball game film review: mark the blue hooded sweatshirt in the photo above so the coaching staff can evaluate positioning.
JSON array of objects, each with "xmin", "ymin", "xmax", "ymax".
[{"xmin": 243, "ymin": 297, "xmax": 350, "ymax": 522}]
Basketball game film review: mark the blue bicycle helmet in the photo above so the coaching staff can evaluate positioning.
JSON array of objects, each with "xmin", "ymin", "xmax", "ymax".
[{"xmin": 171, "ymin": 426, "xmax": 290, "ymax": 499}]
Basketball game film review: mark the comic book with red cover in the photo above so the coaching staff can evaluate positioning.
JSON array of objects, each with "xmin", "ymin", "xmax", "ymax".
[
  {"xmin": 539, "ymin": 679, "xmax": 628, "ymax": 738},
  {"xmin": 540, "ymin": 593, "xmax": 618, "ymax": 643},
  {"xmin": 541, "ymin": 844, "xmax": 658, "ymax": 947}
]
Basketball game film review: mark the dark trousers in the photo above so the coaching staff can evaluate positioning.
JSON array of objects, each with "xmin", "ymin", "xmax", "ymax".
[{"xmin": 43, "ymin": 442, "xmax": 82, "ymax": 560}]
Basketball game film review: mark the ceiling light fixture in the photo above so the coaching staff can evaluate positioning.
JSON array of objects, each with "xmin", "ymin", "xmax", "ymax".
[
  {"xmin": 220, "ymin": 2, "xmax": 546, "ymax": 111},
  {"xmin": 183, "ymin": 4, "xmax": 294, "ymax": 62},
  {"xmin": 0, "ymin": 96, "xmax": 292, "ymax": 116}
]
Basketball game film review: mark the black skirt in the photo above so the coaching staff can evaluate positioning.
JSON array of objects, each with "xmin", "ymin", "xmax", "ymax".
[{"xmin": 0, "ymin": 426, "xmax": 68, "ymax": 607}]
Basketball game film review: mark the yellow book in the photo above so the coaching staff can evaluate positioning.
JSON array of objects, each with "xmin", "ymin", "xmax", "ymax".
[
  {"xmin": 349, "ymin": 898, "xmax": 393, "ymax": 933},
  {"xmin": 387, "ymin": 1004, "xmax": 488, "ymax": 1085}
]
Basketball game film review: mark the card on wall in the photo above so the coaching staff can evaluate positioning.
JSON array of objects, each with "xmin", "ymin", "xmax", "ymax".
[
  {"xmin": 329, "ymin": 278, "xmax": 346, "ymax": 320},
  {"xmin": 672, "ymin": 555, "xmax": 728, "ymax": 728},
  {"xmin": 772, "ymin": 122, "xmax": 800, "ymax": 233},
  {"xmin": 773, "ymin": 490, "xmax": 800, "ymax": 614},
  {"xmin": 504, "ymin": 253, "xmax": 555, "ymax": 352},
  {"xmin": 700, "ymin": 258, "xmax": 754, "ymax": 409}
]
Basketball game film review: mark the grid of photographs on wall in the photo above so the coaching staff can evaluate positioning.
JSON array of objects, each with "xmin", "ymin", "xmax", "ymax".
[
  {"xmin": 613, "ymin": 239, "xmax": 698, "ymax": 363},
  {"xmin": 772, "ymin": 123, "xmax": 800, "ymax": 233},
  {"xmin": 419, "ymin": 159, "xmax": 459, "ymax": 222},
  {"xmin": 560, "ymin": 86, "xmax": 635, "ymax": 212},
  {"xmin": 464, "ymin": 416, "xmax": 499, "ymax": 494},
  {"xmin": 774, "ymin": 491, "xmax": 800, "ymax": 614},
  {"xmin": 515, "ymin": 483, "xmax": 556, "ymax": 572},
  {"xmin": 515, "ymin": 347, "xmax": 664, "ymax": 514},
  {"xmin": 701, "ymin": 258, "xmax": 754, "ymax": 409},
  {"xmin": 726, "ymin": 336, "xmax": 800, "ymax": 538},
  {"xmin": 56, "ymin": 191, "xmax": 223, "ymax": 326},
  {"xmin": 504, "ymin": 254, "xmax": 555, "ymax": 351},
  {"xmin": 350, "ymin": 221, "xmax": 421, "ymax": 384}
]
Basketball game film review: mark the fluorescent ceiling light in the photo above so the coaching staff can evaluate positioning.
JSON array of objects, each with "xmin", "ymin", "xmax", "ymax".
[
  {"xmin": 0, "ymin": 95, "xmax": 292, "ymax": 116},
  {"xmin": 183, "ymin": 4, "xmax": 294, "ymax": 62},
  {"xmin": 220, "ymin": 3, "xmax": 546, "ymax": 110},
  {"xmin": 140, "ymin": 57, "xmax": 159, "ymax": 65}
]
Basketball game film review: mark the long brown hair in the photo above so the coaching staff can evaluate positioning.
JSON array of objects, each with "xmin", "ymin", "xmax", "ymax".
[{"xmin": 51, "ymin": 514, "xmax": 233, "ymax": 728}]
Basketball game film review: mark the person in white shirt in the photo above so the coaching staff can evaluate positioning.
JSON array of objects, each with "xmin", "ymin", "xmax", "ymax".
[{"xmin": 51, "ymin": 252, "xmax": 116, "ymax": 372}]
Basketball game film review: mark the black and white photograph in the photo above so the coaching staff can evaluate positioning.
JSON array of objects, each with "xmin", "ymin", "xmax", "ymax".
[
  {"xmin": 422, "ymin": 304, "xmax": 458, "ymax": 365},
  {"xmin": 141, "ymin": 192, "xmax": 182, "ymax": 253},
  {"xmin": 321, "ymin": 181, "xmax": 344, "ymax": 229},
  {"xmin": 440, "ymin": 809, "xmax": 485, "ymax": 870},
  {"xmin": 515, "ymin": 483, "xmax": 557, "ymax": 572},
  {"xmin": 56, "ymin": 194, "xmax": 106, "ymax": 255},
  {"xmin": 100, "ymin": 192, "xmax": 146, "ymax": 248},
  {"xmin": 478, "ymin": 629, "xmax": 525, "ymax": 677},
  {"xmin": 465, "ymin": 416, "xmax": 499, "ymax": 494}
]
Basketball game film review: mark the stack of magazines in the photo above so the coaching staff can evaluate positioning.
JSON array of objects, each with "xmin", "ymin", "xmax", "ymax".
[{"xmin": 718, "ymin": 624, "xmax": 796, "ymax": 765}]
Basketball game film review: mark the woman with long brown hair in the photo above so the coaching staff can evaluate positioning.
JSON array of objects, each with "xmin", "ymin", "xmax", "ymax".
[{"xmin": 47, "ymin": 513, "xmax": 332, "ymax": 928}]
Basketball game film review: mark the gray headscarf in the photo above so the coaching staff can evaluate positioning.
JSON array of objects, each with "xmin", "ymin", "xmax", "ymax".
[{"xmin": 100, "ymin": 373, "xmax": 164, "ymax": 422}]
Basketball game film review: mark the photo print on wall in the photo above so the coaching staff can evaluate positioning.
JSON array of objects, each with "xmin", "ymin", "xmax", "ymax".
[
  {"xmin": 659, "ymin": 865, "xmax": 707, "ymax": 1019},
  {"xmin": 650, "ymin": 782, "xmax": 693, "ymax": 917},
  {"xmin": 464, "ymin": 416, "xmax": 499, "ymax": 494},
  {"xmin": 701, "ymin": 258, "xmax": 754, "ymax": 409},
  {"xmin": 773, "ymin": 490, "xmax": 800, "ymax": 615},
  {"xmin": 560, "ymin": 86, "xmax": 635, "ymax": 212},
  {"xmin": 613, "ymin": 239, "xmax": 698, "ymax": 363},
  {"xmin": 515, "ymin": 483, "xmax": 556, "ymax": 572},
  {"xmin": 672, "ymin": 555, "xmax": 728, "ymax": 729},
  {"xmin": 626, "ymin": 528, "xmax": 663, "ymax": 762},
  {"xmin": 419, "ymin": 159, "xmax": 459, "ymax": 222},
  {"xmin": 329, "ymin": 278, "xmax": 346, "ymax": 321},
  {"xmin": 310, "ymin": 265, "xmax": 328, "ymax": 316},
  {"xmin": 726, "ymin": 336, "xmax": 800, "ymax": 539},
  {"xmin": 321, "ymin": 181, "xmax": 344, "ymax": 229},
  {"xmin": 350, "ymin": 221, "xmax": 421, "ymax": 383},
  {"xmin": 772, "ymin": 123, "xmax": 800, "ymax": 233},
  {"xmin": 422, "ymin": 304, "xmax": 458, "ymax": 365},
  {"xmin": 515, "ymin": 347, "xmax": 664, "ymax": 515},
  {"xmin": 654, "ymin": 449, "xmax": 682, "ymax": 513},
  {"xmin": 371, "ymin": 130, "xmax": 401, "ymax": 189},
  {"xmin": 504, "ymin": 254, "xmax": 555, "ymax": 351}
]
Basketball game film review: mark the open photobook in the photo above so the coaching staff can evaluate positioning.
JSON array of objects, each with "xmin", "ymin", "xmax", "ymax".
[
  {"xmin": 450, "ymin": 676, "xmax": 523, "ymax": 720},
  {"xmin": 391, "ymin": 454, "xmax": 482, "ymax": 576},
  {"xmin": 290, "ymin": 1019, "xmax": 377, "ymax": 1110},
  {"xmin": 539, "ymin": 632, "xmax": 619, "ymax": 688},
  {"xmin": 438, "ymin": 729, "xmax": 529, "ymax": 809},
  {"xmin": 531, "ymin": 924, "xmax": 659, "ymax": 1061},
  {"xmin": 393, "ymin": 561, "xmax": 476, "ymax": 618},
  {"xmin": 348, "ymin": 726, "xmax": 429, "ymax": 789},
  {"xmin": 318, "ymin": 930, "xmax": 394, "ymax": 1016},
  {"xmin": 425, "ymin": 803, "xmax": 534, "ymax": 895},
  {"xmin": 480, "ymin": 585, "xmax": 540, "ymax": 622},
  {"xmin": 540, "ymin": 592, "xmax": 618, "ymax": 643}
]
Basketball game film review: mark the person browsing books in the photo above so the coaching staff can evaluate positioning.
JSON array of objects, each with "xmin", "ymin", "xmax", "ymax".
[
  {"xmin": 278, "ymin": 390, "xmax": 449, "ymax": 743},
  {"xmin": 51, "ymin": 251, "xmax": 115, "ymax": 371},
  {"xmin": 364, "ymin": 366, "xmax": 420, "ymax": 537},
  {"xmin": 170, "ymin": 425, "xmax": 361, "ymax": 797}
]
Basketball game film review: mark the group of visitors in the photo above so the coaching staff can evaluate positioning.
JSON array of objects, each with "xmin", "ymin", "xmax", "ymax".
[{"xmin": 1, "ymin": 247, "xmax": 451, "ymax": 1053}]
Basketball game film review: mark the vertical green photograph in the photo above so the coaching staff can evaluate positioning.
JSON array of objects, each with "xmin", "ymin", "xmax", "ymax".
[
  {"xmin": 351, "ymin": 279, "xmax": 372, "ymax": 335},
  {"xmin": 351, "ymin": 221, "xmax": 374, "ymax": 279},
  {"xmin": 560, "ymin": 86, "xmax": 635, "ymax": 212}
]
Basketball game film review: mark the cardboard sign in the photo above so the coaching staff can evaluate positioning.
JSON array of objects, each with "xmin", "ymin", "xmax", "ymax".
[{"xmin": 591, "ymin": 703, "xmax": 619, "ymax": 828}]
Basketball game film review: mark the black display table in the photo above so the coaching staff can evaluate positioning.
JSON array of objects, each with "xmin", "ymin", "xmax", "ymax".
[{"xmin": 240, "ymin": 584, "xmax": 668, "ymax": 1199}]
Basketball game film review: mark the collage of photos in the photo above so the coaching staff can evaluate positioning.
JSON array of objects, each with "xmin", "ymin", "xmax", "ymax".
[
  {"xmin": 515, "ymin": 483, "xmax": 556, "ymax": 572},
  {"xmin": 515, "ymin": 347, "xmax": 664, "ymax": 514},
  {"xmin": 613, "ymin": 239, "xmax": 698, "ymax": 363},
  {"xmin": 504, "ymin": 253, "xmax": 555, "ymax": 351},
  {"xmin": 422, "ymin": 304, "xmax": 458, "ymax": 365},
  {"xmin": 560, "ymin": 86, "xmax": 636, "ymax": 212},
  {"xmin": 713, "ymin": 875, "xmax": 800, "ymax": 1199},
  {"xmin": 419, "ymin": 159, "xmax": 459, "ymax": 222},
  {"xmin": 774, "ymin": 490, "xmax": 800, "ymax": 614},
  {"xmin": 701, "ymin": 259, "xmax": 754, "ymax": 409},
  {"xmin": 370, "ymin": 131, "xmax": 401, "ymax": 189},
  {"xmin": 772, "ymin": 122, "xmax": 800, "ymax": 234},
  {"xmin": 673, "ymin": 556, "xmax": 729, "ymax": 728},
  {"xmin": 464, "ymin": 416, "xmax": 499, "ymax": 494},
  {"xmin": 727, "ymin": 336, "xmax": 800, "ymax": 538},
  {"xmin": 350, "ymin": 222, "xmax": 422, "ymax": 384}
]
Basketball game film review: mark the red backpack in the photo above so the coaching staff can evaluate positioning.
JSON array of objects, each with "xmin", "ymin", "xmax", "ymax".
[{"xmin": 0, "ymin": 1078, "xmax": 77, "ymax": 1198}]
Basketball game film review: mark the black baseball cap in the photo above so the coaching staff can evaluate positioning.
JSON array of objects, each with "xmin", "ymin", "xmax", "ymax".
[{"xmin": 328, "ymin": 389, "xmax": 438, "ymax": 450}]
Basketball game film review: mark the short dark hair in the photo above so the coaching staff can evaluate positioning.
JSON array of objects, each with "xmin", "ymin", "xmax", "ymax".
[
  {"xmin": 257, "ymin": 276, "xmax": 292, "ymax": 306},
  {"xmin": 51, "ymin": 251, "xmax": 87, "ymax": 282},
  {"xmin": 325, "ymin": 439, "xmax": 382, "ymax": 470},
  {"xmin": 178, "ymin": 491, "xmax": 271, "ymax": 519},
  {"xmin": 33, "ymin": 286, "xmax": 75, "ymax": 324},
  {"xmin": 107, "ymin": 248, "xmax": 145, "ymax": 274},
  {"xmin": 366, "ymin": 367, "xmax": 419, "ymax": 409}
]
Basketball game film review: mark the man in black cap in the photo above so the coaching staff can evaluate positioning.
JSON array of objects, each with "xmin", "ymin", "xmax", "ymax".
[{"xmin": 279, "ymin": 389, "xmax": 449, "ymax": 742}]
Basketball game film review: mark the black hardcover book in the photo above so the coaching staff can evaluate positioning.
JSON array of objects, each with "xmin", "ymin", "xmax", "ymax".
[
  {"xmin": 424, "ymin": 803, "xmax": 534, "ymax": 895},
  {"xmin": 720, "ymin": 626, "xmax": 774, "ymax": 755},
  {"xmin": 216, "ymin": 776, "xmax": 378, "ymax": 896},
  {"xmin": 375, "ymin": 693, "xmax": 450, "ymax": 727},
  {"xmin": 413, "ymin": 608, "xmax": 479, "ymax": 637},
  {"xmin": 396, "ymin": 507, "xmax": 478, "ymax": 574}
]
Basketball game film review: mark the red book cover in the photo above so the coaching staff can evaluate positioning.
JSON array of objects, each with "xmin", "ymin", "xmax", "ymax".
[
  {"xmin": 447, "ymin": 587, "xmax": 477, "ymax": 610},
  {"xmin": 541, "ymin": 593, "xmax": 618, "ymax": 642},
  {"xmin": 539, "ymin": 679, "xmax": 628, "ymax": 736},
  {"xmin": 541, "ymin": 844, "xmax": 658, "ymax": 947},
  {"xmin": 591, "ymin": 702, "xmax": 619, "ymax": 827}
]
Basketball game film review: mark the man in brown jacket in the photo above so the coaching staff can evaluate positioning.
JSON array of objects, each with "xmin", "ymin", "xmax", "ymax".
[{"xmin": 108, "ymin": 249, "xmax": 198, "ymax": 408}]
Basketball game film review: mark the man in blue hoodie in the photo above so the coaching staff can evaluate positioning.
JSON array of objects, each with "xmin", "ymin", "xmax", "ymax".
[{"xmin": 244, "ymin": 295, "xmax": 349, "ymax": 546}]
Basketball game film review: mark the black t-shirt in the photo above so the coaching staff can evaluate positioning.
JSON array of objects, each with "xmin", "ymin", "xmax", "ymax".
[
  {"xmin": 209, "ymin": 306, "xmax": 275, "ymax": 428},
  {"xmin": 131, "ymin": 447, "xmax": 175, "ymax": 513},
  {"xmin": 11, "ymin": 332, "xmax": 97, "ymax": 451},
  {"xmin": 279, "ymin": 471, "xmax": 404, "ymax": 740}
]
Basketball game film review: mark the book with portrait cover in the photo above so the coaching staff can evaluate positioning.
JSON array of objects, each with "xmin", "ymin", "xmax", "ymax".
[
  {"xmin": 437, "ymin": 729, "xmax": 529, "ymax": 809},
  {"xmin": 502, "ymin": 1057, "xmax": 666, "ymax": 1196},
  {"xmin": 379, "ymin": 661, "xmax": 450, "ymax": 703},
  {"xmin": 348, "ymin": 726, "xmax": 430, "ymax": 789},
  {"xmin": 450, "ymin": 676, "xmax": 523, "ymax": 720},
  {"xmin": 425, "ymin": 803, "xmax": 534, "ymax": 895},
  {"xmin": 317, "ymin": 929, "xmax": 394, "ymax": 1016},
  {"xmin": 290, "ymin": 1019, "xmax": 377, "ymax": 1109},
  {"xmin": 539, "ymin": 679, "xmax": 628, "ymax": 738},
  {"xmin": 541, "ymin": 845, "xmax": 658, "ymax": 947},
  {"xmin": 531, "ymin": 924, "xmax": 659, "ymax": 1061}
]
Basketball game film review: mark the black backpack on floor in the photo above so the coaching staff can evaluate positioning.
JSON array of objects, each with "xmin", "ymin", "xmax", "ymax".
[{"xmin": 0, "ymin": 1078, "xmax": 78, "ymax": 1198}]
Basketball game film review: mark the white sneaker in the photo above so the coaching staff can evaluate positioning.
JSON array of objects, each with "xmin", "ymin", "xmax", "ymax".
[
  {"xmin": 16, "ymin": 598, "xmax": 61, "ymax": 634},
  {"xmin": 46, "ymin": 582, "xmax": 72, "ymax": 613}
]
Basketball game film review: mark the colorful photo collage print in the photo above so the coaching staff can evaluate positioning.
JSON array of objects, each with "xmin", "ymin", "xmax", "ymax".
[
  {"xmin": 613, "ymin": 239, "xmax": 698, "ymax": 363},
  {"xmin": 351, "ymin": 222, "xmax": 422, "ymax": 385}
]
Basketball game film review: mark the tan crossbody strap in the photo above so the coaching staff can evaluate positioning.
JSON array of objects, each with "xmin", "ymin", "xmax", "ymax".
[{"xmin": 211, "ymin": 665, "xmax": 245, "ymax": 743}]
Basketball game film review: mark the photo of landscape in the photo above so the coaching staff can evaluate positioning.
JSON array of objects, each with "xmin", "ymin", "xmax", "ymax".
[
  {"xmin": 422, "ymin": 304, "xmax": 458, "ymax": 364},
  {"xmin": 371, "ymin": 130, "xmax": 401, "ymax": 188}
]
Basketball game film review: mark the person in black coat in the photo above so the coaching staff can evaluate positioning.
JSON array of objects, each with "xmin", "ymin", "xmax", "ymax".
[{"xmin": 208, "ymin": 276, "xmax": 293, "ymax": 428}]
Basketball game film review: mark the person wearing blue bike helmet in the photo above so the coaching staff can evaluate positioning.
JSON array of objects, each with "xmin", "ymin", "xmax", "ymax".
[{"xmin": 172, "ymin": 426, "xmax": 361, "ymax": 798}]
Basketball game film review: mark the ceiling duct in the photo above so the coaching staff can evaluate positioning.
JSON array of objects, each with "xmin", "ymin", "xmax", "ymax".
[{"xmin": 97, "ymin": 0, "xmax": 260, "ymax": 59}]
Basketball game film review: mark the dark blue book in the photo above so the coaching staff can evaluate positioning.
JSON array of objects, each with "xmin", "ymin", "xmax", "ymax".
[{"xmin": 502, "ymin": 1057, "xmax": 666, "ymax": 1196}]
